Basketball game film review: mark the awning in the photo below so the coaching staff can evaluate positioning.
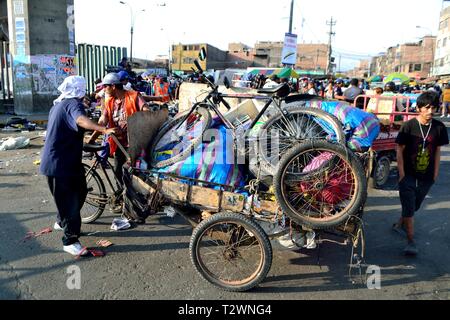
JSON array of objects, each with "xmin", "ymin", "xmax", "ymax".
[
  {"xmin": 277, "ymin": 68, "xmax": 300, "ymax": 79},
  {"xmin": 248, "ymin": 69, "xmax": 280, "ymax": 76}
]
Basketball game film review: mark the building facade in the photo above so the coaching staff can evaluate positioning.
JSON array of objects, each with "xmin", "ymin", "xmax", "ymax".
[
  {"xmin": 171, "ymin": 43, "xmax": 228, "ymax": 72},
  {"xmin": 347, "ymin": 60, "xmax": 370, "ymax": 79},
  {"xmin": 171, "ymin": 41, "xmax": 330, "ymax": 74},
  {"xmin": 296, "ymin": 43, "xmax": 329, "ymax": 73},
  {"xmin": 370, "ymin": 36, "xmax": 436, "ymax": 80},
  {"xmin": 433, "ymin": 5, "xmax": 450, "ymax": 77}
]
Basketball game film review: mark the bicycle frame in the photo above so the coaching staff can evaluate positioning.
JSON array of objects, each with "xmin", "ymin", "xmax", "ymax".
[
  {"xmin": 85, "ymin": 152, "xmax": 122, "ymax": 199},
  {"xmin": 175, "ymin": 83, "xmax": 289, "ymax": 138}
]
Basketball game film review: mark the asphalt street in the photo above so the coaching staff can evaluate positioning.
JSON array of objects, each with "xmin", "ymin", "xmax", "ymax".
[{"xmin": 0, "ymin": 123, "xmax": 449, "ymax": 301}]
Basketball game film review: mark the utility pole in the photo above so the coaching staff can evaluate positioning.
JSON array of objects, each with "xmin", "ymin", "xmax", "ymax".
[
  {"xmin": 326, "ymin": 17, "xmax": 336, "ymax": 75},
  {"xmin": 316, "ymin": 49, "xmax": 320, "ymax": 70},
  {"xmin": 338, "ymin": 54, "xmax": 342, "ymax": 74},
  {"xmin": 289, "ymin": 0, "xmax": 295, "ymax": 34}
]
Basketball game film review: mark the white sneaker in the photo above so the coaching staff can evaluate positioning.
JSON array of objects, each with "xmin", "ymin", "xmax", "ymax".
[
  {"xmin": 447, "ymin": 115, "xmax": 450, "ymax": 118},
  {"xmin": 63, "ymin": 242, "xmax": 88, "ymax": 256},
  {"xmin": 440, "ymin": 115, "xmax": 446, "ymax": 118},
  {"xmin": 54, "ymin": 222, "xmax": 63, "ymax": 231}
]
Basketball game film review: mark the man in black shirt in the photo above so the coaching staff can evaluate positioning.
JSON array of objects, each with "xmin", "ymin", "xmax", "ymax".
[{"xmin": 394, "ymin": 91, "xmax": 449, "ymax": 256}]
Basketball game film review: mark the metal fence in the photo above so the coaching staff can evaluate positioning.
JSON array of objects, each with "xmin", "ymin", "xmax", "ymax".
[
  {"xmin": 1, "ymin": 40, "xmax": 12, "ymax": 100},
  {"xmin": 0, "ymin": 40, "xmax": 13, "ymax": 113},
  {"xmin": 77, "ymin": 43, "xmax": 127, "ymax": 93}
]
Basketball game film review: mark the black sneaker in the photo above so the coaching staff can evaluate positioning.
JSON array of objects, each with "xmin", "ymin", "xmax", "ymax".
[{"xmin": 404, "ymin": 242, "xmax": 418, "ymax": 256}]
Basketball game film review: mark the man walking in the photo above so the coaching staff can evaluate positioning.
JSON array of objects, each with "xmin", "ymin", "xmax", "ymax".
[
  {"xmin": 394, "ymin": 91, "xmax": 449, "ymax": 256},
  {"xmin": 40, "ymin": 76, "xmax": 117, "ymax": 256}
]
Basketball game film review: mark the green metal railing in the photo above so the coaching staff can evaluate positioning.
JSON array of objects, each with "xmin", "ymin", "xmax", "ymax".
[{"xmin": 77, "ymin": 43, "xmax": 127, "ymax": 93}]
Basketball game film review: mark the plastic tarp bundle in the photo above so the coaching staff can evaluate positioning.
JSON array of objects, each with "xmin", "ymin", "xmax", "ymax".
[
  {"xmin": 309, "ymin": 101, "xmax": 381, "ymax": 152},
  {"xmin": 0, "ymin": 137, "xmax": 30, "ymax": 151},
  {"xmin": 155, "ymin": 118, "xmax": 247, "ymax": 190}
]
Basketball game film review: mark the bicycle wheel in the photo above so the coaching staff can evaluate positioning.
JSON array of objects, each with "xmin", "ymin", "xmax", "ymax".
[
  {"xmin": 190, "ymin": 212, "xmax": 272, "ymax": 292},
  {"xmin": 81, "ymin": 163, "xmax": 107, "ymax": 224},
  {"xmin": 150, "ymin": 106, "xmax": 212, "ymax": 169},
  {"xmin": 372, "ymin": 156, "xmax": 391, "ymax": 189},
  {"xmin": 250, "ymin": 105, "xmax": 345, "ymax": 183},
  {"xmin": 274, "ymin": 140, "xmax": 367, "ymax": 230}
]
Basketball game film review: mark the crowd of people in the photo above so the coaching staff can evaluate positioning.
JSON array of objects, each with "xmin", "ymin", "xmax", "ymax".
[{"xmin": 247, "ymin": 73, "xmax": 450, "ymax": 117}]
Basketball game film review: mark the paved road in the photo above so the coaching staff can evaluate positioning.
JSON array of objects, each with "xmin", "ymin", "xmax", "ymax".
[{"xmin": 1, "ymin": 125, "xmax": 449, "ymax": 300}]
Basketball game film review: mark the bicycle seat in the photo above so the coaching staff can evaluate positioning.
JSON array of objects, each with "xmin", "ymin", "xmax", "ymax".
[
  {"xmin": 257, "ymin": 83, "xmax": 290, "ymax": 98},
  {"xmin": 83, "ymin": 144, "xmax": 107, "ymax": 153}
]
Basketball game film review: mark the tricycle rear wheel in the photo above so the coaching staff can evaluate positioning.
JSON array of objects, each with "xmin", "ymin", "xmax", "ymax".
[{"xmin": 190, "ymin": 212, "xmax": 272, "ymax": 292}]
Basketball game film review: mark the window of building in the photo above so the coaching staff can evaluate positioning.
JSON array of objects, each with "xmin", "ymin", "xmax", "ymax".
[
  {"xmin": 183, "ymin": 57, "xmax": 194, "ymax": 64},
  {"xmin": 194, "ymin": 45, "xmax": 200, "ymax": 51},
  {"xmin": 414, "ymin": 64, "xmax": 422, "ymax": 71},
  {"xmin": 183, "ymin": 45, "xmax": 188, "ymax": 51},
  {"xmin": 437, "ymin": 40, "xmax": 441, "ymax": 48},
  {"xmin": 409, "ymin": 64, "xmax": 414, "ymax": 72},
  {"xmin": 444, "ymin": 38, "xmax": 447, "ymax": 47},
  {"xmin": 440, "ymin": 19, "xmax": 448, "ymax": 30},
  {"xmin": 172, "ymin": 45, "xmax": 177, "ymax": 51},
  {"xmin": 172, "ymin": 57, "xmax": 178, "ymax": 64}
]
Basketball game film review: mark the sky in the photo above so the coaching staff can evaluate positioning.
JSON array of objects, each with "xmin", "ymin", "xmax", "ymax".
[{"xmin": 74, "ymin": 0, "xmax": 446, "ymax": 71}]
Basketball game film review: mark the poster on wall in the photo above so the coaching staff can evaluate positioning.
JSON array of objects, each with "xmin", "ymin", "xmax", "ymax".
[
  {"xmin": 15, "ymin": 17, "xmax": 26, "ymax": 57},
  {"xmin": 281, "ymin": 33, "xmax": 298, "ymax": 66},
  {"xmin": 29, "ymin": 55, "xmax": 77, "ymax": 94}
]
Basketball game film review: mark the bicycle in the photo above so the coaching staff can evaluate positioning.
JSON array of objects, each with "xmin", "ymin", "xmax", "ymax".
[
  {"xmin": 150, "ymin": 50, "xmax": 346, "ymax": 184},
  {"xmin": 81, "ymin": 142, "xmax": 124, "ymax": 224}
]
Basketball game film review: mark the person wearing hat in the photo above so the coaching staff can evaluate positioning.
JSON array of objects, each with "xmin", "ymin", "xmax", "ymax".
[
  {"xmin": 87, "ymin": 73, "xmax": 150, "ymax": 190},
  {"xmin": 118, "ymin": 71, "xmax": 133, "ymax": 91},
  {"xmin": 40, "ymin": 76, "xmax": 118, "ymax": 256},
  {"xmin": 334, "ymin": 79, "xmax": 345, "ymax": 100}
]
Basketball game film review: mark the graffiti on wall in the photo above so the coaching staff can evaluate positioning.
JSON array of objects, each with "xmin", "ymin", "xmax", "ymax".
[{"xmin": 29, "ymin": 55, "xmax": 77, "ymax": 94}]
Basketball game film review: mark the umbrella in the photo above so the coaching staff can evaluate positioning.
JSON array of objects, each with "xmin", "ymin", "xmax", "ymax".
[
  {"xmin": 369, "ymin": 75, "xmax": 383, "ymax": 83},
  {"xmin": 276, "ymin": 68, "xmax": 300, "ymax": 79},
  {"xmin": 384, "ymin": 73, "xmax": 410, "ymax": 85}
]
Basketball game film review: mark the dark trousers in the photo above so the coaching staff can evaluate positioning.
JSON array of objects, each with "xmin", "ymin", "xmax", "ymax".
[
  {"xmin": 399, "ymin": 175, "xmax": 434, "ymax": 218},
  {"xmin": 47, "ymin": 174, "xmax": 88, "ymax": 246},
  {"xmin": 113, "ymin": 148, "xmax": 127, "ymax": 188}
]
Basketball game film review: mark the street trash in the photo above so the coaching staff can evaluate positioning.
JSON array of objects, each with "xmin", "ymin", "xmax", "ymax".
[
  {"xmin": 164, "ymin": 206, "xmax": 176, "ymax": 218},
  {"xmin": 33, "ymin": 160, "xmax": 41, "ymax": 166},
  {"xmin": 0, "ymin": 137, "xmax": 31, "ymax": 151},
  {"xmin": 110, "ymin": 218, "xmax": 131, "ymax": 231},
  {"xmin": 273, "ymin": 231, "xmax": 317, "ymax": 251},
  {"xmin": 23, "ymin": 227, "xmax": 53, "ymax": 242},
  {"xmin": 305, "ymin": 231, "xmax": 317, "ymax": 249},
  {"xmin": 4, "ymin": 117, "xmax": 37, "ymax": 132},
  {"xmin": 96, "ymin": 239, "xmax": 114, "ymax": 248}
]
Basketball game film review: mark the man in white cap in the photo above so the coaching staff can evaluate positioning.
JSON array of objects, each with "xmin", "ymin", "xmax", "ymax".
[
  {"xmin": 88, "ymin": 73, "xmax": 150, "ymax": 191},
  {"xmin": 40, "ymin": 76, "xmax": 118, "ymax": 256}
]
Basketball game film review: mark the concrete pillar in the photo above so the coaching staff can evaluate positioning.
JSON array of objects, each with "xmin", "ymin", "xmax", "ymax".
[{"xmin": 7, "ymin": 0, "xmax": 75, "ymax": 115}]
